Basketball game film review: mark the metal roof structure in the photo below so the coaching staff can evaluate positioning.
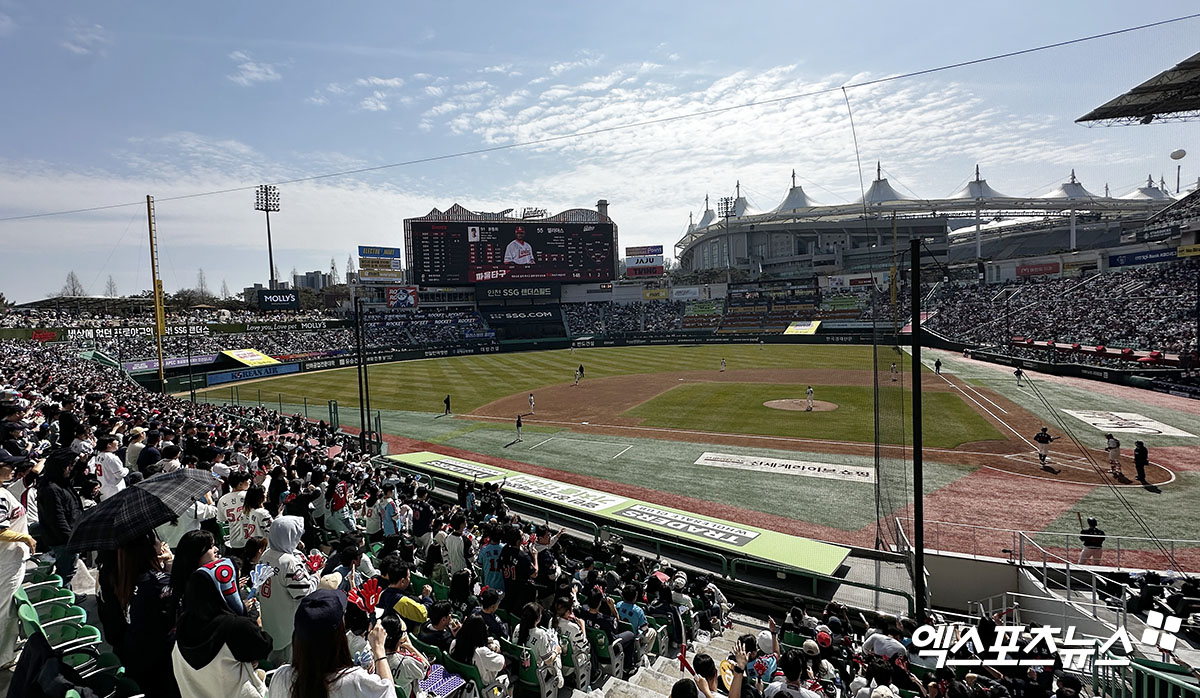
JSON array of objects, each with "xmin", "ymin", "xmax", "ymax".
[
  {"xmin": 1076, "ymin": 50, "xmax": 1200, "ymax": 126},
  {"xmin": 674, "ymin": 166, "xmax": 1173, "ymax": 257}
]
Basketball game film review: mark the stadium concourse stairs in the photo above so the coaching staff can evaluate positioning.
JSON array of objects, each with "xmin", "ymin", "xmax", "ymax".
[{"xmin": 565, "ymin": 615, "xmax": 761, "ymax": 698}]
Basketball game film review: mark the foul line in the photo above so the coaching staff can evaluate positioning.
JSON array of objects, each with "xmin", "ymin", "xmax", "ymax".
[
  {"xmin": 527, "ymin": 437, "xmax": 555, "ymax": 450},
  {"xmin": 936, "ymin": 372, "xmax": 1034, "ymax": 449},
  {"xmin": 938, "ymin": 371, "xmax": 1008, "ymax": 414},
  {"xmin": 613, "ymin": 445, "xmax": 633, "ymax": 460}
]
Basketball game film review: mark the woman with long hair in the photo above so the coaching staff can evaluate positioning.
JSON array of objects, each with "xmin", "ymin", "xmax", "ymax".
[
  {"xmin": 117, "ymin": 532, "xmax": 180, "ymax": 698},
  {"xmin": 266, "ymin": 590, "xmax": 395, "ymax": 698},
  {"xmin": 449, "ymin": 615, "xmax": 506, "ymax": 687},
  {"xmin": 173, "ymin": 560, "xmax": 273, "ymax": 698},
  {"xmin": 232, "ymin": 486, "xmax": 272, "ymax": 554},
  {"xmin": 553, "ymin": 596, "xmax": 592, "ymax": 690},
  {"xmin": 380, "ymin": 615, "xmax": 430, "ymax": 698},
  {"xmin": 512, "ymin": 601, "xmax": 564, "ymax": 689},
  {"xmin": 171, "ymin": 530, "xmax": 218, "ymax": 603}
]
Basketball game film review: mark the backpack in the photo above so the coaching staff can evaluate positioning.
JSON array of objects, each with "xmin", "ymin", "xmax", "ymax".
[{"xmin": 395, "ymin": 595, "xmax": 429, "ymax": 624}]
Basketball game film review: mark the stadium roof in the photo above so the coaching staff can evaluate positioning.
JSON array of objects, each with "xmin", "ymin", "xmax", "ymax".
[
  {"xmin": 674, "ymin": 166, "xmax": 1174, "ymax": 256},
  {"xmin": 1076, "ymin": 50, "xmax": 1200, "ymax": 126}
]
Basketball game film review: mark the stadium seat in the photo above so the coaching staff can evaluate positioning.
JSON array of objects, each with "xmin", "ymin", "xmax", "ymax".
[
  {"xmin": 497, "ymin": 638, "xmax": 555, "ymax": 698},
  {"xmin": 21, "ymin": 570, "xmax": 64, "ymax": 592},
  {"xmin": 16, "ymin": 585, "xmax": 75, "ymax": 608},
  {"xmin": 410, "ymin": 637, "xmax": 444, "ymax": 663},
  {"xmin": 439, "ymin": 652, "xmax": 511, "ymax": 698},
  {"xmin": 585, "ymin": 626, "xmax": 626, "ymax": 680}
]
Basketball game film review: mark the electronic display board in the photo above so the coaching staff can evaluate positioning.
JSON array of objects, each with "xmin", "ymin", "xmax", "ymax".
[{"xmin": 408, "ymin": 221, "xmax": 615, "ymax": 284}]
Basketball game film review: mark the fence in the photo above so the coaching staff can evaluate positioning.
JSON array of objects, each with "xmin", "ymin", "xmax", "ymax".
[{"xmin": 895, "ymin": 517, "xmax": 1197, "ymax": 573}]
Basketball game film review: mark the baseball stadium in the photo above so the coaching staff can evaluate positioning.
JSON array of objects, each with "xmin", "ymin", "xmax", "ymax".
[{"xmin": 4, "ymin": 18, "xmax": 1200, "ymax": 698}]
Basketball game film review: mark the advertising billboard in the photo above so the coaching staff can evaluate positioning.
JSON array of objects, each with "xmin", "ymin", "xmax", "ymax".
[
  {"xmin": 408, "ymin": 221, "xmax": 615, "ymax": 284},
  {"xmin": 257, "ymin": 289, "xmax": 299, "ymax": 310},
  {"xmin": 386, "ymin": 286, "xmax": 419, "ymax": 309}
]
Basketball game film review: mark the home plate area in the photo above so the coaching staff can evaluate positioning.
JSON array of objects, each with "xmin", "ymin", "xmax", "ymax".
[{"xmin": 764, "ymin": 398, "xmax": 839, "ymax": 412}]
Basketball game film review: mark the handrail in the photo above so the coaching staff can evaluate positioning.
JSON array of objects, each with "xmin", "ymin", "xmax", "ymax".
[
  {"xmin": 729, "ymin": 557, "xmax": 915, "ymax": 616},
  {"xmin": 1092, "ymin": 652, "xmax": 1200, "ymax": 698},
  {"xmin": 598, "ymin": 524, "xmax": 729, "ymax": 578}
]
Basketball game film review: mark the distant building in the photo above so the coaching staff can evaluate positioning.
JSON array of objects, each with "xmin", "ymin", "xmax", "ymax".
[{"xmin": 292, "ymin": 270, "xmax": 332, "ymax": 291}]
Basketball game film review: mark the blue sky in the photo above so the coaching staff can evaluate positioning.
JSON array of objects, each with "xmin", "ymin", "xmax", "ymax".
[{"xmin": 0, "ymin": 2, "xmax": 1198, "ymax": 302}]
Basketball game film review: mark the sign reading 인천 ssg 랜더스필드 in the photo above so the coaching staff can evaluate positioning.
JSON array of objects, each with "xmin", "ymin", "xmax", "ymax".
[
  {"xmin": 1061, "ymin": 410, "xmax": 1196, "ymax": 438},
  {"xmin": 387, "ymin": 451, "xmax": 850, "ymax": 576}
]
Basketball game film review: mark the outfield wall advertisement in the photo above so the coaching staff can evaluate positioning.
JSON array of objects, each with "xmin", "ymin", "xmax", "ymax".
[{"xmin": 388, "ymin": 451, "xmax": 850, "ymax": 576}]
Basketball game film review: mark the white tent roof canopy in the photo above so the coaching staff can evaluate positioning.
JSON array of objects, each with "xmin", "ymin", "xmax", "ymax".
[
  {"xmin": 1039, "ymin": 170, "xmax": 1100, "ymax": 200},
  {"xmin": 947, "ymin": 165, "xmax": 1013, "ymax": 200},
  {"xmin": 1120, "ymin": 175, "xmax": 1176, "ymax": 201}
]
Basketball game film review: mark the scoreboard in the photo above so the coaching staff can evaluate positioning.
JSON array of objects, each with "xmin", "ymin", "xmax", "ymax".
[{"xmin": 408, "ymin": 221, "xmax": 615, "ymax": 284}]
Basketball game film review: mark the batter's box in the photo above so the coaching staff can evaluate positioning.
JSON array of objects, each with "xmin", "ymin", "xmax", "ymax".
[{"xmin": 527, "ymin": 436, "xmax": 635, "ymax": 460}]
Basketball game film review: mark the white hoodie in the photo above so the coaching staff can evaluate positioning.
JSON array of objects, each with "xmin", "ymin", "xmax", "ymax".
[{"xmin": 258, "ymin": 516, "xmax": 318, "ymax": 654}]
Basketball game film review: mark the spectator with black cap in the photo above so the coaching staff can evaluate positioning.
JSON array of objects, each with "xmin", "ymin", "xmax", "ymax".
[{"xmin": 266, "ymin": 589, "xmax": 396, "ymax": 698}]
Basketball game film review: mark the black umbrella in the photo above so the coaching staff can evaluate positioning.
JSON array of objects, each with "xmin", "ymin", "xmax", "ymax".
[{"xmin": 66, "ymin": 468, "xmax": 219, "ymax": 553}]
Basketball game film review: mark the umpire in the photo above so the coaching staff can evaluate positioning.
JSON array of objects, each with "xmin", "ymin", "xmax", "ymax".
[{"xmin": 1134, "ymin": 441, "xmax": 1149, "ymax": 483}]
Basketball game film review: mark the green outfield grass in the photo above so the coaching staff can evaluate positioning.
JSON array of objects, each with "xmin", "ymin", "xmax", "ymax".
[
  {"xmin": 196, "ymin": 344, "xmax": 915, "ymax": 414},
  {"xmin": 624, "ymin": 382, "xmax": 1003, "ymax": 448}
]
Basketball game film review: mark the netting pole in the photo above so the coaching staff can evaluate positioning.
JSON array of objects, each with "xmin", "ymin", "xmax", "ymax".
[
  {"xmin": 910, "ymin": 237, "xmax": 927, "ymax": 620},
  {"xmin": 304, "ymin": 397, "xmax": 308, "ymax": 418}
]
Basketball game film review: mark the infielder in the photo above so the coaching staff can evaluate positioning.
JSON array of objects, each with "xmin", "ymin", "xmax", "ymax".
[
  {"xmin": 1104, "ymin": 433, "xmax": 1121, "ymax": 476},
  {"xmin": 805, "ymin": 386, "xmax": 814, "ymax": 412},
  {"xmin": 720, "ymin": 358, "xmax": 726, "ymax": 372},
  {"xmin": 578, "ymin": 364, "xmax": 585, "ymax": 379},
  {"xmin": 574, "ymin": 369, "xmax": 581, "ymax": 386},
  {"xmin": 528, "ymin": 393, "xmax": 535, "ymax": 414},
  {"xmin": 1032, "ymin": 427, "xmax": 1059, "ymax": 466},
  {"xmin": 443, "ymin": 394, "xmax": 451, "ymax": 416}
]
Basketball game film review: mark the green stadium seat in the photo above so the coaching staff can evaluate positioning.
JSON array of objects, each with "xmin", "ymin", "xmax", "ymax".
[
  {"xmin": 585, "ymin": 626, "xmax": 626, "ymax": 680},
  {"xmin": 497, "ymin": 638, "xmax": 555, "ymax": 698},
  {"xmin": 439, "ymin": 652, "xmax": 512, "ymax": 698},
  {"xmin": 410, "ymin": 637, "xmax": 443, "ymax": 664}
]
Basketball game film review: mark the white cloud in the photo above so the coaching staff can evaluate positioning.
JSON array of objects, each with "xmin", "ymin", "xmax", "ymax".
[
  {"xmin": 61, "ymin": 19, "xmax": 111, "ymax": 56},
  {"xmin": 424, "ymin": 85, "xmax": 444, "ymax": 98},
  {"xmin": 0, "ymin": 13, "xmax": 16, "ymax": 38},
  {"xmin": 226, "ymin": 50, "xmax": 283, "ymax": 87},
  {"xmin": 355, "ymin": 76, "xmax": 405, "ymax": 88},
  {"xmin": 481, "ymin": 63, "xmax": 511, "ymax": 74},
  {"xmin": 360, "ymin": 91, "xmax": 390, "ymax": 111},
  {"xmin": 306, "ymin": 94, "xmax": 329, "ymax": 106},
  {"xmin": 549, "ymin": 51, "xmax": 602, "ymax": 76}
]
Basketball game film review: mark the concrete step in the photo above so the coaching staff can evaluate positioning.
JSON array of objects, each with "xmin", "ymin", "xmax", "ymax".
[
  {"xmin": 628, "ymin": 668, "xmax": 682, "ymax": 696},
  {"xmin": 599, "ymin": 676, "xmax": 668, "ymax": 698}
]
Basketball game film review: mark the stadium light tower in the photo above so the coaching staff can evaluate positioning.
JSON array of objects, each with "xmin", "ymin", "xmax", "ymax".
[
  {"xmin": 717, "ymin": 195, "xmax": 736, "ymax": 282},
  {"xmin": 255, "ymin": 185, "xmax": 281, "ymax": 290}
]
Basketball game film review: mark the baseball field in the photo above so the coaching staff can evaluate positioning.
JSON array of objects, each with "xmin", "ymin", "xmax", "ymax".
[{"xmin": 195, "ymin": 343, "xmax": 1200, "ymax": 569}]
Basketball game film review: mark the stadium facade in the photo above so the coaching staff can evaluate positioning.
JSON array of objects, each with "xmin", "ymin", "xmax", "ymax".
[{"xmin": 674, "ymin": 166, "xmax": 1177, "ymax": 281}]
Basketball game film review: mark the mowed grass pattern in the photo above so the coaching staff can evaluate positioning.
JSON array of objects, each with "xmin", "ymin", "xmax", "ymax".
[
  {"xmin": 197, "ymin": 344, "xmax": 914, "ymax": 414},
  {"xmin": 624, "ymin": 383, "xmax": 1003, "ymax": 448}
]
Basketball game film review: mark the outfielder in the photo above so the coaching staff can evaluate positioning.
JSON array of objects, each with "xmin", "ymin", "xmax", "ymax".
[
  {"xmin": 1032, "ymin": 427, "xmax": 1059, "ymax": 466},
  {"xmin": 890, "ymin": 362, "xmax": 898, "ymax": 382},
  {"xmin": 720, "ymin": 358, "xmax": 726, "ymax": 372},
  {"xmin": 805, "ymin": 386, "xmax": 814, "ymax": 412}
]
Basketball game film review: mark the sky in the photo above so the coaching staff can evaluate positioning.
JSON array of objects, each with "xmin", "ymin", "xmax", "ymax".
[{"xmin": 0, "ymin": 2, "xmax": 1198, "ymax": 302}]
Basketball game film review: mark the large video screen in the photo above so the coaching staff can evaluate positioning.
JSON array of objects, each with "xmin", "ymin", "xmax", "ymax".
[{"xmin": 408, "ymin": 221, "xmax": 615, "ymax": 284}]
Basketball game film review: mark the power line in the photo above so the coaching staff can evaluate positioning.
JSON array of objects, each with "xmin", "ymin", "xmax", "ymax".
[{"xmin": 2, "ymin": 12, "xmax": 1198, "ymax": 225}]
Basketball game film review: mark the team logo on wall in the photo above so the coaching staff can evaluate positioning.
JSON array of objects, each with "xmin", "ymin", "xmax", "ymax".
[
  {"xmin": 386, "ymin": 286, "xmax": 419, "ymax": 309},
  {"xmin": 1061, "ymin": 410, "xmax": 1195, "ymax": 437}
]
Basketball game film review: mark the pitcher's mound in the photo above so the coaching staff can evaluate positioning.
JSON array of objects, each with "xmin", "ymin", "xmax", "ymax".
[{"xmin": 764, "ymin": 399, "xmax": 838, "ymax": 412}]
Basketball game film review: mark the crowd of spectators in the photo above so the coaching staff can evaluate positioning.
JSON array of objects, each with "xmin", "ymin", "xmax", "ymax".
[
  {"xmin": 0, "ymin": 337, "xmax": 1141, "ymax": 698},
  {"xmin": 0, "ymin": 307, "xmax": 335, "ymax": 329},
  {"xmin": 563, "ymin": 301, "xmax": 684, "ymax": 335},
  {"xmin": 926, "ymin": 259, "xmax": 1199, "ymax": 355}
]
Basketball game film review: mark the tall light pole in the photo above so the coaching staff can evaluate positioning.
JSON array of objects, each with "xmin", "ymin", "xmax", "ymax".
[
  {"xmin": 717, "ymin": 196, "xmax": 736, "ymax": 283},
  {"xmin": 1171, "ymin": 149, "xmax": 1187, "ymax": 194},
  {"xmin": 255, "ymin": 185, "xmax": 281, "ymax": 290}
]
